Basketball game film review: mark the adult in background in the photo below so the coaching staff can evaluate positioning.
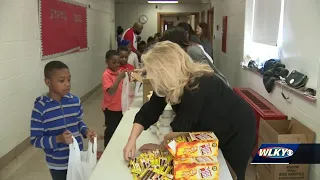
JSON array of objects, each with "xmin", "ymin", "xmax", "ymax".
[
  {"xmin": 160, "ymin": 26, "xmax": 229, "ymax": 86},
  {"xmin": 177, "ymin": 22, "xmax": 214, "ymax": 63},
  {"xmin": 122, "ymin": 22, "xmax": 144, "ymax": 56},
  {"xmin": 177, "ymin": 22, "xmax": 202, "ymax": 45},
  {"xmin": 123, "ymin": 41, "xmax": 256, "ymax": 180},
  {"xmin": 196, "ymin": 22, "xmax": 213, "ymax": 58}
]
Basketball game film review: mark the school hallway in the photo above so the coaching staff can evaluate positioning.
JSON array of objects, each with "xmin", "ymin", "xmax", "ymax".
[
  {"xmin": 0, "ymin": 89, "xmax": 256, "ymax": 180},
  {"xmin": 1, "ymin": 0, "xmax": 319, "ymax": 179},
  {"xmin": 0, "ymin": 91, "xmax": 106, "ymax": 180}
]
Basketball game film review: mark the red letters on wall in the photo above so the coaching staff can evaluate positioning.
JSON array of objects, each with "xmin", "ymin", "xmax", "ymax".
[{"xmin": 40, "ymin": 0, "xmax": 88, "ymax": 60}]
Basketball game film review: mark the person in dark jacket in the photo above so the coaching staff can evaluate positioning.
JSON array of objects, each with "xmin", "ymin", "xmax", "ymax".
[
  {"xmin": 123, "ymin": 41, "xmax": 256, "ymax": 180},
  {"xmin": 177, "ymin": 22, "xmax": 202, "ymax": 44},
  {"xmin": 160, "ymin": 26, "xmax": 229, "ymax": 86}
]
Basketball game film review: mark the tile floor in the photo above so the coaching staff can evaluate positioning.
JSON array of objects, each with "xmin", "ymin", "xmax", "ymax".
[{"xmin": 0, "ymin": 91, "xmax": 256, "ymax": 180}]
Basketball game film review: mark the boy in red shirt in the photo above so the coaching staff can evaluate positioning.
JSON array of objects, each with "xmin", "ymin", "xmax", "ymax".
[
  {"xmin": 118, "ymin": 46, "xmax": 135, "ymax": 72},
  {"xmin": 101, "ymin": 50, "xmax": 126, "ymax": 147}
]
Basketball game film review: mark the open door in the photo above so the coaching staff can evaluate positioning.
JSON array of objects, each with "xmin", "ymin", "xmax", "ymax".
[
  {"xmin": 188, "ymin": 15, "xmax": 196, "ymax": 30},
  {"xmin": 157, "ymin": 12, "xmax": 200, "ymax": 33},
  {"xmin": 207, "ymin": 7, "xmax": 214, "ymax": 43},
  {"xmin": 160, "ymin": 19, "xmax": 165, "ymax": 33},
  {"xmin": 222, "ymin": 16, "xmax": 228, "ymax": 53},
  {"xmin": 163, "ymin": 21, "xmax": 174, "ymax": 31}
]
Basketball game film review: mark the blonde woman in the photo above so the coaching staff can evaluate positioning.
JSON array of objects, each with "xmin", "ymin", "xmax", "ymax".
[{"xmin": 123, "ymin": 41, "xmax": 256, "ymax": 180}]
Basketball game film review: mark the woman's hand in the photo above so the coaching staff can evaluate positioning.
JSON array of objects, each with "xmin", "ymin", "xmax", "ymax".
[
  {"xmin": 133, "ymin": 68, "xmax": 146, "ymax": 75},
  {"xmin": 139, "ymin": 143, "xmax": 160, "ymax": 153},
  {"xmin": 123, "ymin": 138, "xmax": 136, "ymax": 161},
  {"xmin": 123, "ymin": 123, "xmax": 145, "ymax": 161}
]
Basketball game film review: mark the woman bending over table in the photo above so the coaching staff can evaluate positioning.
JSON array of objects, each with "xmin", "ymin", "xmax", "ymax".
[{"xmin": 123, "ymin": 41, "xmax": 256, "ymax": 180}]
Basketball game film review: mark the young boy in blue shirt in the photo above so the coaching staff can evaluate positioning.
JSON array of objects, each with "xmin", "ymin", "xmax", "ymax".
[{"xmin": 30, "ymin": 61, "xmax": 96, "ymax": 180}]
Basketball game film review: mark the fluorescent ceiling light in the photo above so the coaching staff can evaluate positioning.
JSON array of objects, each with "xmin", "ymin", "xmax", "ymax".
[{"xmin": 148, "ymin": 0, "xmax": 178, "ymax": 3}]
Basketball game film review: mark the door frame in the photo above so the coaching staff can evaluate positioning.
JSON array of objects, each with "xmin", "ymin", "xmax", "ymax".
[
  {"xmin": 207, "ymin": 7, "xmax": 214, "ymax": 43},
  {"xmin": 201, "ymin": 10, "xmax": 206, "ymax": 22},
  {"xmin": 157, "ymin": 12, "xmax": 200, "ymax": 33}
]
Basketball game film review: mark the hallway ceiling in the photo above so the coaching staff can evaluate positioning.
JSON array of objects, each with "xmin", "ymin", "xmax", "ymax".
[{"xmin": 115, "ymin": 0, "xmax": 203, "ymax": 4}]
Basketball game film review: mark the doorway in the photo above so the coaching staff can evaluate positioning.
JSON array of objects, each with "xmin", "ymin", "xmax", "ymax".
[
  {"xmin": 207, "ymin": 7, "xmax": 214, "ymax": 43},
  {"xmin": 163, "ymin": 21, "xmax": 174, "ymax": 32},
  {"xmin": 157, "ymin": 12, "xmax": 200, "ymax": 33}
]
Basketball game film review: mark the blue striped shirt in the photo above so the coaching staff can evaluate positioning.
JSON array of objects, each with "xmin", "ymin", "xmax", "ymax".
[{"xmin": 30, "ymin": 93, "xmax": 88, "ymax": 170}]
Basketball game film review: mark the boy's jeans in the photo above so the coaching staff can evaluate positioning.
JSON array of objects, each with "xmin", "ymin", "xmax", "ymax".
[{"xmin": 50, "ymin": 169, "xmax": 67, "ymax": 180}]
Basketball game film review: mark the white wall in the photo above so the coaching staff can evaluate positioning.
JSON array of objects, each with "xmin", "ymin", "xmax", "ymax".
[
  {"xmin": 208, "ymin": 0, "xmax": 320, "ymax": 179},
  {"xmin": 0, "ymin": 0, "xmax": 115, "ymax": 158},
  {"xmin": 115, "ymin": 3, "xmax": 203, "ymax": 41}
]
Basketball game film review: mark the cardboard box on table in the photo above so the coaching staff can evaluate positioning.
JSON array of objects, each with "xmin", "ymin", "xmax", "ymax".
[
  {"xmin": 256, "ymin": 118, "xmax": 316, "ymax": 180},
  {"xmin": 130, "ymin": 72, "xmax": 153, "ymax": 104},
  {"xmin": 164, "ymin": 132, "xmax": 219, "ymax": 158},
  {"xmin": 164, "ymin": 132, "xmax": 219, "ymax": 180},
  {"xmin": 173, "ymin": 156, "xmax": 220, "ymax": 180},
  {"xmin": 143, "ymin": 79, "xmax": 153, "ymax": 104}
]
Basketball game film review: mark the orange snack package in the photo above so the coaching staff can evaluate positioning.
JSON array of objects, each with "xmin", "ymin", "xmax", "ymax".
[
  {"xmin": 174, "ymin": 156, "xmax": 219, "ymax": 180},
  {"xmin": 166, "ymin": 132, "xmax": 219, "ymax": 158}
]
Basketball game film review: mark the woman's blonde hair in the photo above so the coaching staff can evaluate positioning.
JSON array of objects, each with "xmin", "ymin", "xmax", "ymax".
[{"xmin": 141, "ymin": 41, "xmax": 214, "ymax": 104}]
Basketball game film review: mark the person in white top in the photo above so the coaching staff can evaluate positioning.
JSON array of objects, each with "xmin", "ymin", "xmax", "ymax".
[{"xmin": 128, "ymin": 51, "xmax": 140, "ymax": 69}]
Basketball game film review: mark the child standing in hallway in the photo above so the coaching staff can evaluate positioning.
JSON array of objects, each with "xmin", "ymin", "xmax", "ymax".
[
  {"xmin": 119, "ymin": 39, "xmax": 140, "ymax": 69},
  {"xmin": 118, "ymin": 46, "xmax": 135, "ymax": 72},
  {"xmin": 30, "ymin": 61, "xmax": 96, "ymax": 180},
  {"xmin": 102, "ymin": 50, "xmax": 126, "ymax": 147}
]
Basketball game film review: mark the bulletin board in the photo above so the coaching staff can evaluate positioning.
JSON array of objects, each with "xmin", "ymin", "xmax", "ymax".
[{"xmin": 39, "ymin": 0, "xmax": 88, "ymax": 60}]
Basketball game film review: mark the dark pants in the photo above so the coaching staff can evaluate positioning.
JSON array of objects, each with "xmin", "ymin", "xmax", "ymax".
[
  {"xmin": 222, "ymin": 125, "xmax": 256, "ymax": 180},
  {"xmin": 50, "ymin": 169, "xmax": 67, "ymax": 180},
  {"xmin": 104, "ymin": 109, "xmax": 123, "ymax": 148}
]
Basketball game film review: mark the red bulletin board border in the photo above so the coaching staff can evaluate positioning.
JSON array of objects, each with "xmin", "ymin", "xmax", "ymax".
[{"xmin": 39, "ymin": 0, "xmax": 88, "ymax": 60}]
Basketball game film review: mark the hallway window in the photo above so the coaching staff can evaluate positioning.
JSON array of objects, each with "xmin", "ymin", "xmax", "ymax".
[
  {"xmin": 252, "ymin": 0, "xmax": 282, "ymax": 46},
  {"xmin": 245, "ymin": 0, "xmax": 284, "ymax": 67}
]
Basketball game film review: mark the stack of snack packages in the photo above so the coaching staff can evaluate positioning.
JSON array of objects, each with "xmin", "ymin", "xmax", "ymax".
[
  {"xmin": 128, "ymin": 150, "xmax": 174, "ymax": 180},
  {"xmin": 166, "ymin": 132, "xmax": 220, "ymax": 180},
  {"xmin": 149, "ymin": 103, "xmax": 174, "ymax": 141}
]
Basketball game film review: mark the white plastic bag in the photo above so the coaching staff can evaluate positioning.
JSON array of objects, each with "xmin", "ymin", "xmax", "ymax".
[
  {"xmin": 135, "ymin": 81, "xmax": 142, "ymax": 95},
  {"xmin": 67, "ymin": 136, "xmax": 97, "ymax": 180},
  {"xmin": 121, "ymin": 72, "xmax": 135, "ymax": 114}
]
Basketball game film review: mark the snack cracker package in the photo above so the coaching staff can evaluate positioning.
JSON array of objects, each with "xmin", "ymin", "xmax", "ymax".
[
  {"xmin": 174, "ymin": 156, "xmax": 219, "ymax": 180},
  {"xmin": 139, "ymin": 169, "xmax": 173, "ymax": 180},
  {"xmin": 166, "ymin": 132, "xmax": 219, "ymax": 158},
  {"xmin": 128, "ymin": 150, "xmax": 174, "ymax": 179}
]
